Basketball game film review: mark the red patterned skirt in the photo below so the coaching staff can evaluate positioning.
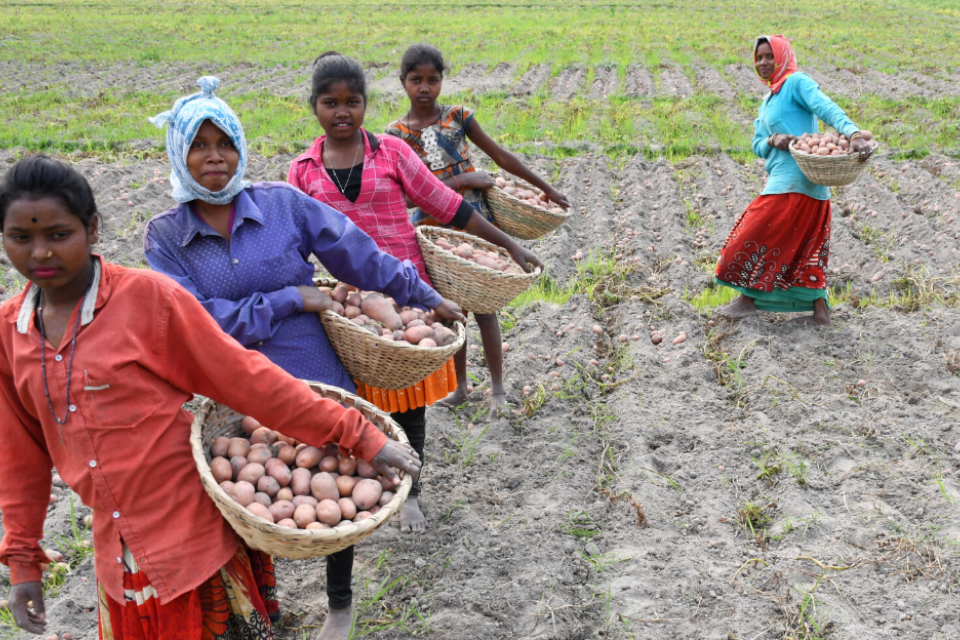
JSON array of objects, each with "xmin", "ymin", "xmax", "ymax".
[
  {"xmin": 715, "ymin": 193, "xmax": 831, "ymax": 312},
  {"xmin": 98, "ymin": 543, "xmax": 278, "ymax": 640}
]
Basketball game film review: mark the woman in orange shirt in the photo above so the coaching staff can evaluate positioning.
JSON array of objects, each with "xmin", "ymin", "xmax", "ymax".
[{"xmin": 0, "ymin": 155, "xmax": 419, "ymax": 639}]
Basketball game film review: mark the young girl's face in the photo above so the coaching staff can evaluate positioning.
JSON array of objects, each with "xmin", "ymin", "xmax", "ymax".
[
  {"xmin": 2, "ymin": 196, "xmax": 98, "ymax": 292},
  {"xmin": 401, "ymin": 63, "xmax": 442, "ymax": 109},
  {"xmin": 314, "ymin": 81, "xmax": 366, "ymax": 143}
]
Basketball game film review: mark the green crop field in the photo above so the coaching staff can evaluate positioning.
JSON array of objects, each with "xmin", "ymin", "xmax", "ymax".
[{"xmin": 2, "ymin": 0, "xmax": 959, "ymax": 159}]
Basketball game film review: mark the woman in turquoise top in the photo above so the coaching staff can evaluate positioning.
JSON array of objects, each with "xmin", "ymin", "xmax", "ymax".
[{"xmin": 715, "ymin": 35, "xmax": 874, "ymax": 325}]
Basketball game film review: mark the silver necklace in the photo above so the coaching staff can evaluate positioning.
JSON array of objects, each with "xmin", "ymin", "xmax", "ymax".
[{"xmin": 324, "ymin": 136, "xmax": 363, "ymax": 196}]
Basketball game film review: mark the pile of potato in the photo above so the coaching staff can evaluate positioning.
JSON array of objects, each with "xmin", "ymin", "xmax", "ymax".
[
  {"xmin": 319, "ymin": 283, "xmax": 458, "ymax": 348},
  {"xmin": 494, "ymin": 176, "xmax": 565, "ymax": 215},
  {"xmin": 210, "ymin": 416, "xmax": 394, "ymax": 530},
  {"xmin": 431, "ymin": 237, "xmax": 525, "ymax": 275},
  {"xmin": 793, "ymin": 130, "xmax": 875, "ymax": 156}
]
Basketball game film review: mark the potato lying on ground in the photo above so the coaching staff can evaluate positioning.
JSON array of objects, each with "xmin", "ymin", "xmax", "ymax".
[{"xmin": 217, "ymin": 420, "xmax": 407, "ymax": 530}]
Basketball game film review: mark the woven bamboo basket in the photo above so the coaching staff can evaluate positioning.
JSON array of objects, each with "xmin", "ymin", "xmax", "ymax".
[
  {"xmin": 484, "ymin": 182, "xmax": 571, "ymax": 240},
  {"xmin": 789, "ymin": 141, "xmax": 877, "ymax": 187},
  {"xmin": 314, "ymin": 279, "xmax": 465, "ymax": 391},
  {"xmin": 415, "ymin": 226, "xmax": 541, "ymax": 314},
  {"xmin": 190, "ymin": 382, "xmax": 411, "ymax": 559}
]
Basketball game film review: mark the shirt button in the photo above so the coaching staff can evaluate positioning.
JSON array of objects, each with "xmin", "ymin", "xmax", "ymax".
[
  {"xmin": 89, "ymin": 460, "xmax": 97, "ymax": 468},
  {"xmin": 117, "ymin": 557, "xmax": 123, "ymax": 564},
  {"xmin": 232, "ymin": 258, "xmax": 239, "ymax": 265},
  {"xmin": 55, "ymin": 354, "xmax": 63, "ymax": 362},
  {"xmin": 112, "ymin": 511, "xmax": 120, "ymax": 519},
  {"xmin": 69, "ymin": 405, "xmax": 77, "ymax": 412},
  {"xmin": 258, "ymin": 341, "xmax": 265, "ymax": 347}
]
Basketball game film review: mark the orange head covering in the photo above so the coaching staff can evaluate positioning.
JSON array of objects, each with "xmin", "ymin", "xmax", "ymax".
[{"xmin": 754, "ymin": 35, "xmax": 797, "ymax": 94}]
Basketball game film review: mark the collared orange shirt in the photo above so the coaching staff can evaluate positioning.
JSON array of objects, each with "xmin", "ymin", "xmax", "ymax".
[{"xmin": 0, "ymin": 258, "xmax": 387, "ymax": 605}]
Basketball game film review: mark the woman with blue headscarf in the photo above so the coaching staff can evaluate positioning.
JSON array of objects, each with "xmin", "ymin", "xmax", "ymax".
[{"xmin": 144, "ymin": 77, "xmax": 464, "ymax": 640}]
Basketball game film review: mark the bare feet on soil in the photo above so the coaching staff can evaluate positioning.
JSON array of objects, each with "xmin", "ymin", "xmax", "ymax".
[
  {"xmin": 399, "ymin": 496, "xmax": 427, "ymax": 534},
  {"xmin": 789, "ymin": 300, "xmax": 832, "ymax": 326},
  {"xmin": 715, "ymin": 294, "xmax": 758, "ymax": 319},
  {"xmin": 316, "ymin": 604, "xmax": 354, "ymax": 640},
  {"xmin": 436, "ymin": 387, "xmax": 469, "ymax": 407}
]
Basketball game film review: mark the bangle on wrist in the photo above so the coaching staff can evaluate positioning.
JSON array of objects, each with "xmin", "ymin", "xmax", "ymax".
[
  {"xmin": 453, "ymin": 174, "xmax": 461, "ymax": 191},
  {"xmin": 849, "ymin": 131, "xmax": 863, "ymax": 141}
]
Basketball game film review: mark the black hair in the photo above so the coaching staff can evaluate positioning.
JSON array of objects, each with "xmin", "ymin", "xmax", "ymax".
[
  {"xmin": 309, "ymin": 51, "xmax": 367, "ymax": 112},
  {"xmin": 0, "ymin": 154, "xmax": 98, "ymax": 231},
  {"xmin": 400, "ymin": 43, "xmax": 445, "ymax": 81}
]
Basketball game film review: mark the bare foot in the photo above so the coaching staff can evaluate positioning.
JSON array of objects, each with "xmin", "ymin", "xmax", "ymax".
[
  {"xmin": 789, "ymin": 313, "xmax": 832, "ymax": 326},
  {"xmin": 399, "ymin": 496, "xmax": 427, "ymax": 534},
  {"xmin": 317, "ymin": 604, "xmax": 354, "ymax": 640},
  {"xmin": 488, "ymin": 391, "xmax": 508, "ymax": 409},
  {"xmin": 714, "ymin": 294, "xmax": 758, "ymax": 319},
  {"xmin": 436, "ymin": 387, "xmax": 469, "ymax": 407}
]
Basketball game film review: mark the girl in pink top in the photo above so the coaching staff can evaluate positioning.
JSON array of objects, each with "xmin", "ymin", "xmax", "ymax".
[{"xmin": 289, "ymin": 52, "xmax": 541, "ymax": 539}]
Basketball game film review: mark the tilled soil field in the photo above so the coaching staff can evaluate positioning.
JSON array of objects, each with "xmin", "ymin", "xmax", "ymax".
[{"xmin": 1, "ymin": 146, "xmax": 958, "ymax": 639}]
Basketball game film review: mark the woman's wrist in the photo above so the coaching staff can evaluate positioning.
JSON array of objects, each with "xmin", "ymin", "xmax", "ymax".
[{"xmin": 849, "ymin": 131, "xmax": 863, "ymax": 141}]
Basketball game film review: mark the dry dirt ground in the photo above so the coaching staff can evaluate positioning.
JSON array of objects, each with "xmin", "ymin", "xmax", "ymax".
[{"xmin": 0, "ymin": 142, "xmax": 958, "ymax": 640}]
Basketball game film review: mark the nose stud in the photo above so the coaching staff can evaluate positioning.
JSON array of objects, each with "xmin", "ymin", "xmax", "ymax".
[{"xmin": 46, "ymin": 251, "xmax": 53, "ymax": 259}]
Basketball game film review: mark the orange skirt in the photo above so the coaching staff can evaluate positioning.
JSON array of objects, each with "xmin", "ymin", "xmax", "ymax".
[{"xmin": 354, "ymin": 358, "xmax": 457, "ymax": 413}]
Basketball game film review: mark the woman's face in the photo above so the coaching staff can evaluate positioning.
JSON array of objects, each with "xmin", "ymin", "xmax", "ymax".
[
  {"xmin": 755, "ymin": 41, "xmax": 776, "ymax": 80},
  {"xmin": 314, "ymin": 81, "xmax": 366, "ymax": 142},
  {"xmin": 2, "ymin": 196, "xmax": 98, "ymax": 292},
  {"xmin": 187, "ymin": 119, "xmax": 240, "ymax": 192}
]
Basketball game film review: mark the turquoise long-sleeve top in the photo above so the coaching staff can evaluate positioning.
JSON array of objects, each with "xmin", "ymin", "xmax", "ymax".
[{"xmin": 752, "ymin": 72, "xmax": 859, "ymax": 201}]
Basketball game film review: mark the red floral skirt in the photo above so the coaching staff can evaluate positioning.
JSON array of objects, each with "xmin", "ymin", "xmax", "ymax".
[
  {"xmin": 98, "ymin": 543, "xmax": 278, "ymax": 640},
  {"xmin": 715, "ymin": 193, "xmax": 831, "ymax": 312}
]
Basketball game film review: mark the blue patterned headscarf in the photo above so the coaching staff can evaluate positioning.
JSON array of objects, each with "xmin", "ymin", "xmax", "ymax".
[{"xmin": 149, "ymin": 76, "xmax": 250, "ymax": 205}]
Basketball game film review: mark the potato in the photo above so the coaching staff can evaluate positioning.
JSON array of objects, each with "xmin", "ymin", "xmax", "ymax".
[
  {"xmin": 361, "ymin": 293, "xmax": 403, "ymax": 330},
  {"xmin": 405, "ymin": 318, "xmax": 425, "ymax": 328},
  {"xmin": 219, "ymin": 480, "xmax": 235, "ymax": 494},
  {"xmin": 475, "ymin": 256, "xmax": 499, "ymax": 270},
  {"xmin": 355, "ymin": 511, "xmax": 372, "ymax": 521},
  {"xmin": 399, "ymin": 309, "xmax": 419, "ymax": 325},
  {"xmin": 251, "ymin": 427, "xmax": 277, "ymax": 446},
  {"xmin": 418, "ymin": 338, "xmax": 438, "ymax": 348},
  {"xmin": 246, "ymin": 502, "xmax": 274, "ymax": 523},
  {"xmin": 454, "ymin": 243, "xmax": 473, "ymax": 260},
  {"xmin": 336, "ymin": 474, "xmax": 357, "ymax": 497},
  {"xmin": 379, "ymin": 475, "xmax": 395, "ymax": 490},
  {"xmin": 231, "ymin": 481, "xmax": 256, "ymax": 507},
  {"xmin": 268, "ymin": 500, "xmax": 295, "ymax": 522},
  {"xmin": 338, "ymin": 497, "xmax": 357, "ymax": 520},
  {"xmin": 227, "ymin": 437, "xmax": 251, "ymax": 459},
  {"xmin": 229, "ymin": 456, "xmax": 248, "ymax": 481},
  {"xmin": 404, "ymin": 325, "xmax": 434, "ymax": 345},
  {"xmin": 276, "ymin": 433, "xmax": 296, "ymax": 446},
  {"xmin": 316, "ymin": 499, "xmax": 342, "ymax": 526},
  {"xmin": 306, "ymin": 522, "xmax": 331, "ymax": 530},
  {"xmin": 296, "ymin": 446, "xmax": 323, "ymax": 469},
  {"xmin": 292, "ymin": 495, "xmax": 318, "ymax": 509},
  {"xmin": 356, "ymin": 459, "xmax": 378, "ymax": 479},
  {"xmin": 346, "ymin": 291, "xmax": 362, "ymax": 308},
  {"xmin": 311, "ymin": 472, "xmax": 339, "ymax": 502},
  {"xmin": 273, "ymin": 443, "xmax": 297, "ymax": 465},
  {"xmin": 253, "ymin": 492, "xmax": 273, "ymax": 508},
  {"xmin": 265, "ymin": 458, "xmax": 292, "ymax": 487},
  {"xmin": 247, "ymin": 446, "xmax": 272, "ymax": 466},
  {"xmin": 331, "ymin": 284, "xmax": 349, "ymax": 304},
  {"xmin": 237, "ymin": 462, "xmax": 266, "ymax": 485},
  {"xmin": 210, "ymin": 436, "xmax": 231, "ymax": 458},
  {"xmin": 291, "ymin": 468, "xmax": 312, "ymax": 496},
  {"xmin": 276, "ymin": 518, "xmax": 298, "ymax": 529},
  {"xmin": 294, "ymin": 504, "xmax": 318, "ymax": 528},
  {"xmin": 352, "ymin": 478, "xmax": 383, "ymax": 510},
  {"xmin": 338, "ymin": 457, "xmax": 357, "ymax": 476},
  {"xmin": 320, "ymin": 455, "xmax": 339, "ymax": 473},
  {"xmin": 210, "ymin": 456, "xmax": 233, "ymax": 484},
  {"xmin": 257, "ymin": 475, "xmax": 280, "ymax": 497},
  {"xmin": 276, "ymin": 487, "xmax": 294, "ymax": 502},
  {"xmin": 240, "ymin": 416, "xmax": 261, "ymax": 434},
  {"xmin": 344, "ymin": 305, "xmax": 362, "ymax": 318},
  {"xmin": 379, "ymin": 491, "xmax": 395, "ymax": 506}
]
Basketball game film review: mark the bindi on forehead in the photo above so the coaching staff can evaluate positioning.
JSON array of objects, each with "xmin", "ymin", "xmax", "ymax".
[{"xmin": 32, "ymin": 218, "xmax": 37, "ymax": 223}]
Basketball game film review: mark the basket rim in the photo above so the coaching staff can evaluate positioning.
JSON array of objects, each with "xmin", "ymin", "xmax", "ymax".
[
  {"xmin": 416, "ymin": 226, "xmax": 542, "ymax": 281},
  {"xmin": 190, "ymin": 381, "xmax": 412, "ymax": 545},
  {"xmin": 484, "ymin": 185, "xmax": 572, "ymax": 221}
]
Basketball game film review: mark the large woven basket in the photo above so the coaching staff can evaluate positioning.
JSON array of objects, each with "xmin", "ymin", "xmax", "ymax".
[
  {"xmin": 789, "ymin": 141, "xmax": 876, "ymax": 187},
  {"xmin": 315, "ymin": 279, "xmax": 465, "ymax": 391},
  {"xmin": 484, "ymin": 183, "xmax": 571, "ymax": 240},
  {"xmin": 416, "ymin": 226, "xmax": 541, "ymax": 314},
  {"xmin": 190, "ymin": 382, "xmax": 411, "ymax": 559}
]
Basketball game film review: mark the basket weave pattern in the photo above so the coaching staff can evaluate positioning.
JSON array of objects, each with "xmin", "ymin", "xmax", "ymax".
[
  {"xmin": 416, "ymin": 226, "xmax": 541, "ymax": 314},
  {"xmin": 484, "ymin": 186, "xmax": 571, "ymax": 240},
  {"xmin": 190, "ymin": 382, "xmax": 412, "ymax": 559},
  {"xmin": 789, "ymin": 142, "xmax": 875, "ymax": 187}
]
